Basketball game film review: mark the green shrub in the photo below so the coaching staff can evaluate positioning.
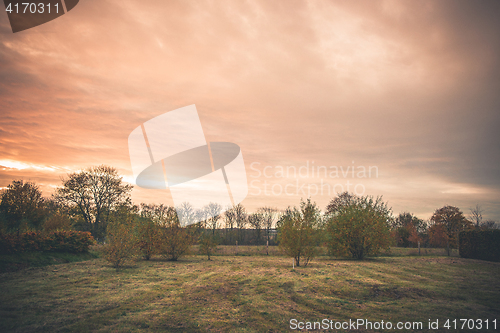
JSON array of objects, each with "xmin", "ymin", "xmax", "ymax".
[
  {"xmin": 198, "ymin": 231, "xmax": 218, "ymax": 260},
  {"xmin": 326, "ymin": 194, "xmax": 392, "ymax": 260},
  {"xmin": 459, "ymin": 229, "xmax": 500, "ymax": 262},
  {"xmin": 277, "ymin": 199, "xmax": 322, "ymax": 267}
]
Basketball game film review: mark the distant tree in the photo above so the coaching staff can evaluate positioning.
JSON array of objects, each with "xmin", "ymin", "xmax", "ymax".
[
  {"xmin": 430, "ymin": 205, "xmax": 472, "ymax": 256},
  {"xmin": 156, "ymin": 205, "xmax": 195, "ymax": 261},
  {"xmin": 248, "ymin": 212, "xmax": 264, "ymax": 244},
  {"xmin": 277, "ymin": 199, "xmax": 322, "ymax": 267},
  {"xmin": 392, "ymin": 212, "xmax": 426, "ymax": 247},
  {"xmin": 204, "ymin": 202, "xmax": 222, "ymax": 235},
  {"xmin": 469, "ymin": 204, "xmax": 483, "ymax": 229},
  {"xmin": 468, "ymin": 205, "xmax": 498, "ymax": 230},
  {"xmin": 258, "ymin": 206, "xmax": 279, "ymax": 248},
  {"xmin": 54, "ymin": 165, "xmax": 133, "ymax": 241},
  {"xmin": 326, "ymin": 193, "xmax": 392, "ymax": 260},
  {"xmin": 224, "ymin": 205, "xmax": 237, "ymax": 244},
  {"xmin": 136, "ymin": 204, "xmax": 166, "ymax": 260},
  {"xmin": 481, "ymin": 220, "xmax": 499, "ymax": 229},
  {"xmin": 176, "ymin": 202, "xmax": 197, "ymax": 227},
  {"xmin": 233, "ymin": 204, "xmax": 247, "ymax": 243},
  {"xmin": 0, "ymin": 180, "xmax": 46, "ymax": 232},
  {"xmin": 197, "ymin": 203, "xmax": 222, "ymax": 260}
]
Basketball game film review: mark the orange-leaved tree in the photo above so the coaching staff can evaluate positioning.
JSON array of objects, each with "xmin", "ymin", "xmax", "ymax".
[{"xmin": 430, "ymin": 205, "xmax": 472, "ymax": 256}]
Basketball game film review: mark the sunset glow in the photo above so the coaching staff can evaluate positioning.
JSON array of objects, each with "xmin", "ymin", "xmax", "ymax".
[{"xmin": 1, "ymin": 0, "xmax": 499, "ymax": 220}]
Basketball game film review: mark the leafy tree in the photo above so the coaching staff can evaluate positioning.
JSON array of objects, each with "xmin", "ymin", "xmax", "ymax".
[
  {"xmin": 156, "ymin": 205, "xmax": 195, "ymax": 261},
  {"xmin": 391, "ymin": 212, "xmax": 426, "ymax": 247},
  {"xmin": 325, "ymin": 191, "xmax": 356, "ymax": 215},
  {"xmin": 198, "ymin": 228, "xmax": 218, "ymax": 260},
  {"xmin": 428, "ymin": 223, "xmax": 448, "ymax": 248},
  {"xmin": 277, "ymin": 198, "xmax": 322, "ymax": 267},
  {"xmin": 430, "ymin": 205, "xmax": 472, "ymax": 255},
  {"xmin": 42, "ymin": 198, "xmax": 73, "ymax": 232},
  {"xmin": 136, "ymin": 204, "xmax": 164, "ymax": 260},
  {"xmin": 326, "ymin": 193, "xmax": 392, "ymax": 260},
  {"xmin": 0, "ymin": 180, "xmax": 46, "ymax": 232},
  {"xmin": 101, "ymin": 205, "xmax": 138, "ymax": 268},
  {"xmin": 135, "ymin": 216, "xmax": 159, "ymax": 260},
  {"xmin": 54, "ymin": 165, "xmax": 133, "ymax": 241}
]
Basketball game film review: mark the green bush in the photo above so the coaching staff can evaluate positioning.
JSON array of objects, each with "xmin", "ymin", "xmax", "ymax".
[
  {"xmin": 459, "ymin": 229, "xmax": 500, "ymax": 262},
  {"xmin": 326, "ymin": 194, "xmax": 392, "ymax": 260},
  {"xmin": 0, "ymin": 231, "xmax": 94, "ymax": 254}
]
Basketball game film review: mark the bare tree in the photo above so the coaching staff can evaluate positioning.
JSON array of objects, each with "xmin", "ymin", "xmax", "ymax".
[
  {"xmin": 204, "ymin": 202, "xmax": 222, "ymax": 235},
  {"xmin": 234, "ymin": 204, "xmax": 247, "ymax": 243},
  {"xmin": 469, "ymin": 204, "xmax": 483, "ymax": 228},
  {"xmin": 248, "ymin": 212, "xmax": 264, "ymax": 244},
  {"xmin": 258, "ymin": 206, "xmax": 279, "ymax": 254},
  {"xmin": 224, "ymin": 205, "xmax": 237, "ymax": 243},
  {"xmin": 54, "ymin": 165, "xmax": 132, "ymax": 240}
]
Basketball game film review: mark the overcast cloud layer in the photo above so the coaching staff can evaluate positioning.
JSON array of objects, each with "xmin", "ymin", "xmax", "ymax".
[{"xmin": 0, "ymin": 0, "xmax": 499, "ymax": 220}]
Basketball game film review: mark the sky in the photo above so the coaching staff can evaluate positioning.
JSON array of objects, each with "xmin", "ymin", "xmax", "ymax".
[{"xmin": 0, "ymin": 0, "xmax": 499, "ymax": 221}]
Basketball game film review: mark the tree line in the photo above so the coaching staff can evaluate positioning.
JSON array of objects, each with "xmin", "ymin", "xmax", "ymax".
[{"xmin": 1, "ymin": 165, "xmax": 498, "ymax": 266}]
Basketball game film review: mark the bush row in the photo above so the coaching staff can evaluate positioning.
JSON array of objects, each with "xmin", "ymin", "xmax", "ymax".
[
  {"xmin": 459, "ymin": 229, "xmax": 500, "ymax": 262},
  {"xmin": 0, "ymin": 231, "xmax": 94, "ymax": 254}
]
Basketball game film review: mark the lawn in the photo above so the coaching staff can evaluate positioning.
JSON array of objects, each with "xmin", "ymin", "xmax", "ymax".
[{"xmin": 0, "ymin": 248, "xmax": 499, "ymax": 332}]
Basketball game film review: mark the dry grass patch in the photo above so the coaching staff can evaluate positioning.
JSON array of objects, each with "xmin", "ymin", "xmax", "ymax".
[{"xmin": 0, "ymin": 254, "xmax": 499, "ymax": 332}]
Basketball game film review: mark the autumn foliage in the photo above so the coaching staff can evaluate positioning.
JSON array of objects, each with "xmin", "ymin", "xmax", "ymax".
[
  {"xmin": 0, "ymin": 231, "xmax": 94, "ymax": 254},
  {"xmin": 101, "ymin": 218, "xmax": 138, "ymax": 268}
]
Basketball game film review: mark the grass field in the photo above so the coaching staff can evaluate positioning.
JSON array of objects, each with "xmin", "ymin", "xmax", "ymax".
[{"xmin": 0, "ymin": 248, "xmax": 498, "ymax": 332}]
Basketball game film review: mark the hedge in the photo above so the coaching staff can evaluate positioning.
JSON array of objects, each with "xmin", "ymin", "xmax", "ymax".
[
  {"xmin": 0, "ymin": 231, "xmax": 95, "ymax": 254},
  {"xmin": 459, "ymin": 229, "xmax": 500, "ymax": 262}
]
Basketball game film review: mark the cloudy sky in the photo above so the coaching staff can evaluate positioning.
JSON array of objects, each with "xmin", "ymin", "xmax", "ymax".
[{"xmin": 1, "ymin": 0, "xmax": 499, "ymax": 221}]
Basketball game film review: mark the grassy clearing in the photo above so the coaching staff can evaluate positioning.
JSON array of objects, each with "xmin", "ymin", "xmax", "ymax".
[{"xmin": 0, "ymin": 247, "xmax": 498, "ymax": 332}]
